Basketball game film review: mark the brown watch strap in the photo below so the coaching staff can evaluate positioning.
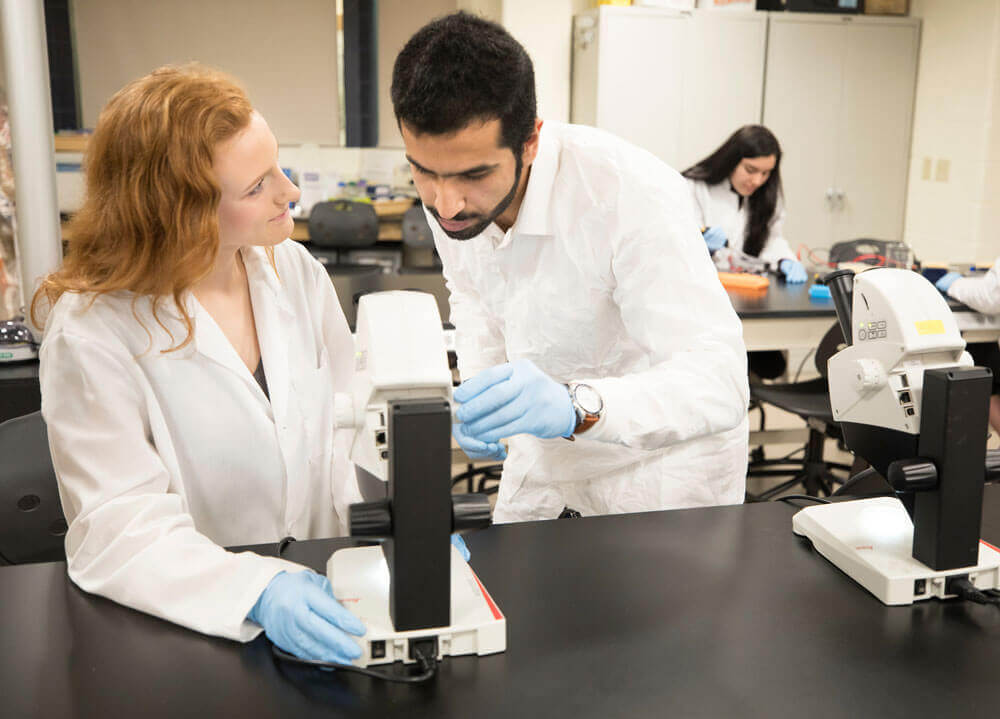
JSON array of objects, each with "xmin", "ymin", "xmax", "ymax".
[{"xmin": 574, "ymin": 412, "xmax": 599, "ymax": 435}]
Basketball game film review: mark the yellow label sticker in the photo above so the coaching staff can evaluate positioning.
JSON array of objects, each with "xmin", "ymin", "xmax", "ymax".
[{"xmin": 915, "ymin": 320, "xmax": 945, "ymax": 335}]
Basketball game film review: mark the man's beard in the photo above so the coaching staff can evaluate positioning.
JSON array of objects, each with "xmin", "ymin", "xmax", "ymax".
[{"xmin": 427, "ymin": 155, "xmax": 523, "ymax": 241}]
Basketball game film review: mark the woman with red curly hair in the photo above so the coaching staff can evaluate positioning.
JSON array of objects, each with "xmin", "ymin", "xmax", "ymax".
[{"xmin": 34, "ymin": 65, "xmax": 369, "ymax": 664}]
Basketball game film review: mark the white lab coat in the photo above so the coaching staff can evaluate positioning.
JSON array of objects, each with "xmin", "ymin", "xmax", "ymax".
[
  {"xmin": 686, "ymin": 178, "xmax": 794, "ymax": 267},
  {"xmin": 947, "ymin": 260, "xmax": 1000, "ymax": 317},
  {"xmin": 39, "ymin": 240, "xmax": 361, "ymax": 641},
  {"xmin": 432, "ymin": 122, "xmax": 749, "ymax": 523}
]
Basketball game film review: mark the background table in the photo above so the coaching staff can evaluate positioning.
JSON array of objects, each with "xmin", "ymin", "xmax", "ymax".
[
  {"xmin": 730, "ymin": 279, "xmax": 1000, "ymax": 352},
  {"xmin": 3, "ymin": 487, "xmax": 1000, "ymax": 718}
]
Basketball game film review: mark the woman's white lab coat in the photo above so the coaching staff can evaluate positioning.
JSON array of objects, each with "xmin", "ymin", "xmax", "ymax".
[
  {"xmin": 686, "ymin": 178, "xmax": 794, "ymax": 267},
  {"xmin": 39, "ymin": 240, "xmax": 360, "ymax": 641},
  {"xmin": 947, "ymin": 260, "xmax": 1000, "ymax": 317}
]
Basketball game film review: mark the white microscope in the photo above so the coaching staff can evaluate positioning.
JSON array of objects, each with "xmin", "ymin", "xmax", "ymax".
[
  {"xmin": 328, "ymin": 290, "xmax": 506, "ymax": 666},
  {"xmin": 793, "ymin": 268, "xmax": 1000, "ymax": 605}
]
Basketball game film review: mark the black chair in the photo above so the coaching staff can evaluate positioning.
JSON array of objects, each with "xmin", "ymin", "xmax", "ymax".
[
  {"xmin": 0, "ymin": 411, "xmax": 66, "ymax": 564},
  {"xmin": 746, "ymin": 323, "xmax": 853, "ymax": 500},
  {"xmin": 400, "ymin": 203, "xmax": 443, "ymax": 273},
  {"xmin": 452, "ymin": 462, "xmax": 501, "ymax": 496}
]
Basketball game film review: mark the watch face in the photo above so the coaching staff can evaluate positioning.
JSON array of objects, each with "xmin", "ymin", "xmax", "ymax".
[{"xmin": 573, "ymin": 384, "xmax": 603, "ymax": 414}]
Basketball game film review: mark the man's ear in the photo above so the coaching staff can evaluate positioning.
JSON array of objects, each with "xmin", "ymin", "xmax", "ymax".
[{"xmin": 520, "ymin": 118, "xmax": 544, "ymax": 166}]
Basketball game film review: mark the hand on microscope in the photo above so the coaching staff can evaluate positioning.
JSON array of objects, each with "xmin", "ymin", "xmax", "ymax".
[
  {"xmin": 453, "ymin": 359, "xmax": 576, "ymax": 444},
  {"xmin": 248, "ymin": 570, "xmax": 365, "ymax": 664}
]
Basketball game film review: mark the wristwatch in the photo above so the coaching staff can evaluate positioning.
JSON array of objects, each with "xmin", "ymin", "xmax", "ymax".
[{"xmin": 566, "ymin": 383, "xmax": 603, "ymax": 436}]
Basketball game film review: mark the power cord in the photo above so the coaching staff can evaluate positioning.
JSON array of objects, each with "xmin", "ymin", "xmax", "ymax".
[
  {"xmin": 792, "ymin": 347, "xmax": 817, "ymax": 384},
  {"xmin": 269, "ymin": 535, "xmax": 438, "ymax": 683},
  {"xmin": 831, "ymin": 467, "xmax": 889, "ymax": 497},
  {"xmin": 776, "ymin": 494, "xmax": 831, "ymax": 506},
  {"xmin": 947, "ymin": 576, "xmax": 1000, "ymax": 606},
  {"xmin": 276, "ymin": 535, "xmax": 296, "ymax": 556},
  {"xmin": 271, "ymin": 644, "xmax": 438, "ymax": 683}
]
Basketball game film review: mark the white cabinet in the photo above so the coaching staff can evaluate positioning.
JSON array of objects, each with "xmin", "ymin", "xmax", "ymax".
[
  {"xmin": 571, "ymin": 6, "xmax": 767, "ymax": 171},
  {"xmin": 571, "ymin": 9, "xmax": 920, "ymax": 256},
  {"xmin": 762, "ymin": 13, "xmax": 920, "ymax": 251}
]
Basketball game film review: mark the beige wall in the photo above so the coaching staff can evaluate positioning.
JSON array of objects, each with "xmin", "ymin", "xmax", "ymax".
[
  {"xmin": 906, "ymin": 0, "xmax": 1000, "ymax": 265},
  {"xmin": 376, "ymin": 0, "xmax": 583, "ymax": 147},
  {"xmin": 72, "ymin": 0, "xmax": 341, "ymax": 145},
  {"xmin": 502, "ymin": 0, "xmax": 575, "ymax": 125},
  {"xmin": 377, "ymin": 0, "xmax": 457, "ymax": 148}
]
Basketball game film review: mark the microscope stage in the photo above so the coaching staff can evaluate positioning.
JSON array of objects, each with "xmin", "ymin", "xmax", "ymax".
[
  {"xmin": 328, "ymin": 544, "xmax": 506, "ymax": 667},
  {"xmin": 793, "ymin": 497, "xmax": 1000, "ymax": 605}
]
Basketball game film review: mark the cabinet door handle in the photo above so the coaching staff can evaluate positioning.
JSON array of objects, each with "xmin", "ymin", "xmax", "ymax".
[
  {"xmin": 826, "ymin": 187, "xmax": 836, "ymax": 210},
  {"xmin": 834, "ymin": 189, "xmax": 845, "ymax": 211}
]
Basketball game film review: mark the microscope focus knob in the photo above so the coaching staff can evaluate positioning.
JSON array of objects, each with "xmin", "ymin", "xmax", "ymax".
[
  {"xmin": 887, "ymin": 459, "xmax": 938, "ymax": 492},
  {"xmin": 349, "ymin": 500, "xmax": 392, "ymax": 537},
  {"xmin": 853, "ymin": 359, "xmax": 886, "ymax": 392},
  {"xmin": 452, "ymin": 494, "xmax": 493, "ymax": 532}
]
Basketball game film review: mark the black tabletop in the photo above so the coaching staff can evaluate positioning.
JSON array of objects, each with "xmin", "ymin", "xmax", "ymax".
[
  {"xmin": 727, "ymin": 275, "xmax": 977, "ymax": 320},
  {"xmin": 4, "ymin": 488, "xmax": 1000, "ymax": 719}
]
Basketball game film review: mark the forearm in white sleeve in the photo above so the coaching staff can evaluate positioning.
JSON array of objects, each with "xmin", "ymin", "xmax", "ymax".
[
  {"xmin": 758, "ymin": 205, "xmax": 796, "ymax": 266},
  {"xmin": 948, "ymin": 263, "xmax": 1000, "ymax": 315},
  {"xmin": 581, "ymin": 224, "xmax": 749, "ymax": 451},
  {"xmin": 41, "ymin": 333, "xmax": 305, "ymax": 641}
]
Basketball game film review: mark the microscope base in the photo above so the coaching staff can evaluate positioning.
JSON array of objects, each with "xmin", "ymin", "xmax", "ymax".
[
  {"xmin": 792, "ymin": 497, "xmax": 1000, "ymax": 605},
  {"xmin": 327, "ymin": 545, "xmax": 506, "ymax": 667}
]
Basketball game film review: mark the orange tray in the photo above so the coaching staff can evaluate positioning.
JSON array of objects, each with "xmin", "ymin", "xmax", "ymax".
[{"xmin": 718, "ymin": 272, "xmax": 770, "ymax": 291}]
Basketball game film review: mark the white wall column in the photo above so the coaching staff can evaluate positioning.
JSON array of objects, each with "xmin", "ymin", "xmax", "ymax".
[{"xmin": 1, "ymin": 0, "xmax": 62, "ymax": 334}]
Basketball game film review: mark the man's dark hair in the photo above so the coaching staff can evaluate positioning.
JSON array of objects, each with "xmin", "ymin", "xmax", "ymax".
[{"xmin": 391, "ymin": 12, "xmax": 537, "ymax": 154}]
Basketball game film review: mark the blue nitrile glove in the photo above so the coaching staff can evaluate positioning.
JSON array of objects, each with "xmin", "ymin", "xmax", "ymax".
[
  {"xmin": 451, "ymin": 534, "xmax": 471, "ymax": 562},
  {"xmin": 936, "ymin": 272, "xmax": 961, "ymax": 294},
  {"xmin": 453, "ymin": 422, "xmax": 508, "ymax": 461},
  {"xmin": 454, "ymin": 359, "xmax": 577, "ymax": 444},
  {"xmin": 780, "ymin": 258, "xmax": 808, "ymax": 284},
  {"xmin": 703, "ymin": 226, "xmax": 728, "ymax": 253},
  {"xmin": 248, "ymin": 571, "xmax": 365, "ymax": 664}
]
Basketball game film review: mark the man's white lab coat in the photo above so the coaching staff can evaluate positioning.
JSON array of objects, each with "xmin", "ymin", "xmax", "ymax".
[
  {"xmin": 686, "ymin": 178, "xmax": 794, "ymax": 267},
  {"xmin": 39, "ymin": 241, "xmax": 360, "ymax": 641},
  {"xmin": 432, "ymin": 122, "xmax": 750, "ymax": 522}
]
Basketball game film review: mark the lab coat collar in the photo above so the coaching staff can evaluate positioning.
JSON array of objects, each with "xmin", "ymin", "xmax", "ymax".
[
  {"xmin": 241, "ymin": 246, "xmax": 295, "ymax": 320},
  {"xmin": 187, "ymin": 247, "xmax": 293, "ymax": 416},
  {"xmin": 242, "ymin": 246, "xmax": 293, "ymax": 424},
  {"xmin": 509, "ymin": 122, "xmax": 558, "ymax": 240}
]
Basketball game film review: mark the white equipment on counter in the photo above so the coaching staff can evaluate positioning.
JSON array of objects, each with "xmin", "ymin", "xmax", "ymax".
[
  {"xmin": 793, "ymin": 268, "xmax": 1000, "ymax": 605},
  {"xmin": 329, "ymin": 290, "xmax": 505, "ymax": 666}
]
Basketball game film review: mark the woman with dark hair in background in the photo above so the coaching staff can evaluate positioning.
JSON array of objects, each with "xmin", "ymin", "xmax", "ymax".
[
  {"xmin": 684, "ymin": 126, "xmax": 806, "ymax": 381},
  {"xmin": 683, "ymin": 125, "xmax": 807, "ymax": 284}
]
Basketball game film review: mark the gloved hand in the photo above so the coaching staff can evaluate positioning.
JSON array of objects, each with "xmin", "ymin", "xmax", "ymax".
[
  {"xmin": 702, "ymin": 226, "xmax": 727, "ymax": 253},
  {"xmin": 454, "ymin": 359, "xmax": 576, "ymax": 444},
  {"xmin": 451, "ymin": 534, "xmax": 471, "ymax": 562},
  {"xmin": 780, "ymin": 258, "xmax": 808, "ymax": 284},
  {"xmin": 935, "ymin": 272, "xmax": 962, "ymax": 294},
  {"xmin": 453, "ymin": 422, "xmax": 507, "ymax": 461},
  {"xmin": 248, "ymin": 571, "xmax": 365, "ymax": 664}
]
